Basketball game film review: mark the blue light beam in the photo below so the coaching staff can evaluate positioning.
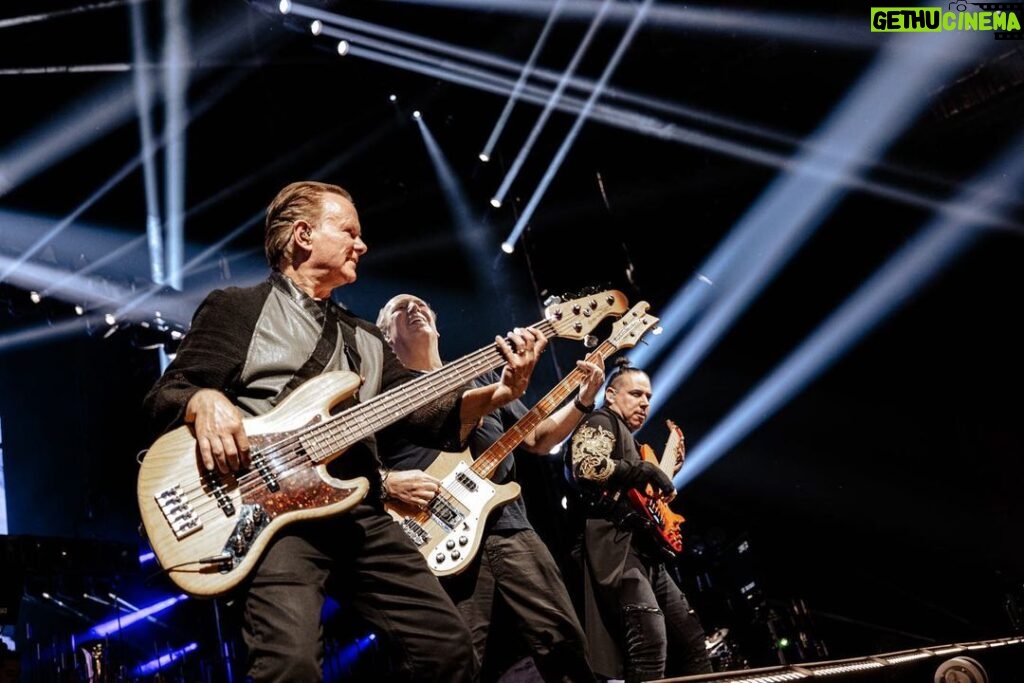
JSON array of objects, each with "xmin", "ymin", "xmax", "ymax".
[{"xmin": 674, "ymin": 131, "xmax": 1024, "ymax": 490}]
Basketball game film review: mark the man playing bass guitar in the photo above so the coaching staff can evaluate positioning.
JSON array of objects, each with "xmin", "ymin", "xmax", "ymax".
[{"xmin": 142, "ymin": 181, "xmax": 549, "ymax": 683}]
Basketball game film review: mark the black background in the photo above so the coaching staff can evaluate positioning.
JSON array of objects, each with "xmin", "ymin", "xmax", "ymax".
[{"xmin": 1, "ymin": 0, "xmax": 1023, "ymax": 676}]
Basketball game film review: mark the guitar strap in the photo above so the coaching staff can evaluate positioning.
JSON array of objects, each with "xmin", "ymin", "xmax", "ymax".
[{"xmin": 275, "ymin": 302, "xmax": 362, "ymax": 405}]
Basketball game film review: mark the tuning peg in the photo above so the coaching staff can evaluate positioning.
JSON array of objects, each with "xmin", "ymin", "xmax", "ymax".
[
  {"xmin": 543, "ymin": 295, "xmax": 563, "ymax": 306},
  {"xmin": 583, "ymin": 334, "xmax": 598, "ymax": 348}
]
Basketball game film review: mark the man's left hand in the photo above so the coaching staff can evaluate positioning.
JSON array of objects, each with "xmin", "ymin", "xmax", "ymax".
[{"xmin": 494, "ymin": 326, "xmax": 548, "ymax": 402}]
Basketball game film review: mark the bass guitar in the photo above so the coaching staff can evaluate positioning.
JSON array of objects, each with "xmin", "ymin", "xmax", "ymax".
[
  {"xmin": 137, "ymin": 290, "xmax": 628, "ymax": 597},
  {"xmin": 386, "ymin": 301, "xmax": 660, "ymax": 577},
  {"xmin": 627, "ymin": 420, "xmax": 686, "ymax": 556}
]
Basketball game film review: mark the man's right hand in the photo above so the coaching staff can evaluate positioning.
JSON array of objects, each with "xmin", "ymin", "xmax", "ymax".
[
  {"xmin": 185, "ymin": 389, "xmax": 251, "ymax": 473},
  {"xmin": 385, "ymin": 469, "xmax": 442, "ymax": 509},
  {"xmin": 611, "ymin": 460, "xmax": 676, "ymax": 502}
]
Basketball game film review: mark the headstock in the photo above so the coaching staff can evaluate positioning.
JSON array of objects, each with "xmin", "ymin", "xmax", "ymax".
[
  {"xmin": 661, "ymin": 419, "xmax": 685, "ymax": 477},
  {"xmin": 606, "ymin": 301, "xmax": 660, "ymax": 351},
  {"xmin": 544, "ymin": 290, "xmax": 629, "ymax": 340}
]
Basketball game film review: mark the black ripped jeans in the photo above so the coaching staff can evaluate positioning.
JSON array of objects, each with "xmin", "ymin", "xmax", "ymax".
[{"xmin": 613, "ymin": 553, "xmax": 711, "ymax": 683}]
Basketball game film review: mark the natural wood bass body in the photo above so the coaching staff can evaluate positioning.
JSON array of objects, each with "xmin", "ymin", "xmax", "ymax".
[{"xmin": 137, "ymin": 372, "xmax": 369, "ymax": 598}]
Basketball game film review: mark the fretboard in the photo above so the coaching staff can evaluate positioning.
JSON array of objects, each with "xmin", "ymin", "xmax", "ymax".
[
  {"xmin": 472, "ymin": 339, "xmax": 617, "ymax": 480},
  {"xmin": 302, "ymin": 319, "xmax": 560, "ymax": 464}
]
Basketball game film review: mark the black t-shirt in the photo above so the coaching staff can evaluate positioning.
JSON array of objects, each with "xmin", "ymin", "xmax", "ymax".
[{"xmin": 379, "ymin": 371, "xmax": 532, "ymax": 531}]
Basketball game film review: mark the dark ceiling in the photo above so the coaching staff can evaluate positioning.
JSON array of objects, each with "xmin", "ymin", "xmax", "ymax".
[{"xmin": 1, "ymin": 0, "xmax": 1024, "ymax": 668}]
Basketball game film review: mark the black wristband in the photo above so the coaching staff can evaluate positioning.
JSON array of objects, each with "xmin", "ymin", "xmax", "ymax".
[{"xmin": 573, "ymin": 396, "xmax": 595, "ymax": 413}]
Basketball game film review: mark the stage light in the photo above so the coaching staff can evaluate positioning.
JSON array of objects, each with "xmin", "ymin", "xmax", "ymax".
[
  {"xmin": 500, "ymin": 242, "xmax": 513, "ymax": 254},
  {"xmin": 631, "ymin": 27, "xmax": 982, "ymax": 384},
  {"xmin": 501, "ymin": 0, "xmax": 652, "ymax": 253},
  {"xmin": 278, "ymin": 0, "xmax": 291, "ymax": 14},
  {"xmin": 415, "ymin": 110, "xmax": 505, "ymax": 291},
  {"xmin": 28, "ymin": 291, "xmax": 41, "ymax": 304},
  {"xmin": 134, "ymin": 642, "xmax": 199, "ymax": 677},
  {"xmin": 337, "ymin": 39, "xmax": 350, "ymax": 56},
  {"xmin": 813, "ymin": 661, "xmax": 885, "ymax": 675},
  {"xmin": 478, "ymin": 153, "xmax": 489, "ymax": 162},
  {"xmin": 671, "ymin": 129, "xmax": 1024, "ymax": 492},
  {"xmin": 130, "ymin": 0, "xmax": 165, "ymax": 288},
  {"xmin": 389, "ymin": 93, "xmax": 397, "ymax": 102},
  {"xmin": 490, "ymin": 197, "xmax": 501, "ymax": 208},
  {"xmin": 104, "ymin": 313, "xmax": 116, "ymax": 326},
  {"xmin": 886, "ymin": 652, "xmax": 933, "ymax": 663},
  {"xmin": 412, "ymin": 110, "xmax": 421, "ymax": 119},
  {"xmin": 489, "ymin": 0, "xmax": 613, "ymax": 210},
  {"xmin": 84, "ymin": 594, "xmax": 188, "ymax": 639},
  {"xmin": 160, "ymin": 0, "xmax": 188, "ymax": 292},
  {"xmin": 478, "ymin": 0, "xmax": 565, "ymax": 166},
  {"xmin": 74, "ymin": 305, "xmax": 84, "ymax": 315},
  {"xmin": 325, "ymin": 631, "xmax": 378, "ymax": 672},
  {"xmin": 306, "ymin": 28, "xmax": 1012, "ymax": 239},
  {"xmin": 310, "ymin": 19, "xmax": 322, "ymax": 35}
]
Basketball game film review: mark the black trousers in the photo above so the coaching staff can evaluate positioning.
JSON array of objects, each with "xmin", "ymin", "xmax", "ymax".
[
  {"xmin": 442, "ymin": 528, "xmax": 594, "ymax": 683},
  {"xmin": 241, "ymin": 503, "xmax": 477, "ymax": 683},
  {"xmin": 609, "ymin": 551, "xmax": 711, "ymax": 682}
]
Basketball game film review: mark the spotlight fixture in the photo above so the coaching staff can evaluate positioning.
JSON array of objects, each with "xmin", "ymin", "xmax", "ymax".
[
  {"xmin": 29, "ymin": 291, "xmax": 41, "ymax": 304},
  {"xmin": 490, "ymin": 198, "xmax": 502, "ymax": 208},
  {"xmin": 388, "ymin": 94, "xmax": 397, "ymax": 102},
  {"xmin": 104, "ymin": 313, "xmax": 116, "ymax": 326},
  {"xmin": 278, "ymin": 0, "xmax": 291, "ymax": 14},
  {"xmin": 412, "ymin": 110, "xmax": 421, "ymax": 120},
  {"xmin": 74, "ymin": 305, "xmax": 84, "ymax": 316},
  {"xmin": 478, "ymin": 153, "xmax": 490, "ymax": 163},
  {"xmin": 337, "ymin": 40, "xmax": 350, "ymax": 56},
  {"xmin": 500, "ymin": 242, "xmax": 514, "ymax": 254},
  {"xmin": 310, "ymin": 19, "xmax": 322, "ymax": 35}
]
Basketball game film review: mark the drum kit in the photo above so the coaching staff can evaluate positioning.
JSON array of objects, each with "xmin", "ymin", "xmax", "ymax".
[{"xmin": 704, "ymin": 627, "xmax": 746, "ymax": 671}]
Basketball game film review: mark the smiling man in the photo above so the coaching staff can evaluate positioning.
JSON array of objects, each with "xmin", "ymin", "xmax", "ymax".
[{"xmin": 376, "ymin": 292, "xmax": 603, "ymax": 682}]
